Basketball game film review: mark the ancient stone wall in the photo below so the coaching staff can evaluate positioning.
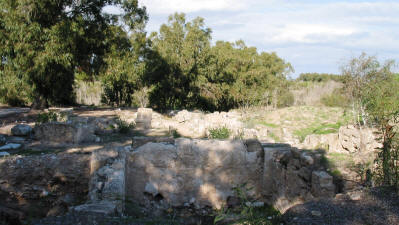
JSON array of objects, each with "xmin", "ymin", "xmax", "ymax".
[
  {"xmin": 124, "ymin": 139, "xmax": 334, "ymax": 212},
  {"xmin": 0, "ymin": 154, "xmax": 90, "ymax": 222}
]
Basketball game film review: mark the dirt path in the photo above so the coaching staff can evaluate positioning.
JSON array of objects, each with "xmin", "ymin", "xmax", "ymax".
[{"xmin": 283, "ymin": 187, "xmax": 399, "ymax": 225}]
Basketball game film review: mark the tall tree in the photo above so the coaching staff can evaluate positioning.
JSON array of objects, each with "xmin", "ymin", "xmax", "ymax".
[
  {"xmin": 0, "ymin": 0, "xmax": 147, "ymax": 107},
  {"xmin": 148, "ymin": 13, "xmax": 212, "ymax": 110}
]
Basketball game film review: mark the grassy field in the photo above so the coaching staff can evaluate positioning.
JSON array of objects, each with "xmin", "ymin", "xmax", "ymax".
[{"xmin": 241, "ymin": 106, "xmax": 352, "ymax": 143}]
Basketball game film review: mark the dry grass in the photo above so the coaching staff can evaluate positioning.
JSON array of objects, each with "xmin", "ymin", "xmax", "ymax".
[
  {"xmin": 291, "ymin": 80, "xmax": 343, "ymax": 106},
  {"xmin": 74, "ymin": 80, "xmax": 103, "ymax": 106}
]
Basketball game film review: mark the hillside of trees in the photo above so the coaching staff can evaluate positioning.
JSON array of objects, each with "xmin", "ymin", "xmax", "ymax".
[{"xmin": 0, "ymin": 1, "xmax": 293, "ymax": 112}]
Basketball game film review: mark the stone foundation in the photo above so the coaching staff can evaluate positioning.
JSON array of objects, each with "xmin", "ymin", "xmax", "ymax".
[{"xmin": 84, "ymin": 139, "xmax": 335, "ymax": 215}]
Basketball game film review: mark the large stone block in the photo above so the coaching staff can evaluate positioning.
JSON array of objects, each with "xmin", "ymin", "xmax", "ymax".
[
  {"xmin": 33, "ymin": 122, "xmax": 97, "ymax": 144},
  {"xmin": 126, "ymin": 138, "xmax": 263, "ymax": 209},
  {"xmin": 11, "ymin": 124, "xmax": 32, "ymax": 136},
  {"xmin": 135, "ymin": 108, "xmax": 152, "ymax": 129}
]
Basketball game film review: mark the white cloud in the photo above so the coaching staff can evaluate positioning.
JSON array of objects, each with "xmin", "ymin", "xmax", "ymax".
[
  {"xmin": 270, "ymin": 24, "xmax": 357, "ymax": 44},
  {"xmin": 140, "ymin": 0, "xmax": 399, "ymax": 75},
  {"xmin": 140, "ymin": 0, "xmax": 248, "ymax": 14}
]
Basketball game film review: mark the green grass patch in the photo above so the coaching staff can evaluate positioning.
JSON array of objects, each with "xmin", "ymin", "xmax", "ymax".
[
  {"xmin": 268, "ymin": 131, "xmax": 281, "ymax": 142},
  {"xmin": 244, "ymin": 118, "xmax": 279, "ymax": 129},
  {"xmin": 259, "ymin": 121, "xmax": 279, "ymax": 128},
  {"xmin": 294, "ymin": 122, "xmax": 342, "ymax": 142}
]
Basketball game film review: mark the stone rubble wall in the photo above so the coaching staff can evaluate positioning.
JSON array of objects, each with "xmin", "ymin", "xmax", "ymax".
[
  {"xmin": 124, "ymin": 139, "xmax": 334, "ymax": 213},
  {"xmin": 72, "ymin": 148, "xmax": 127, "ymax": 216},
  {"xmin": 126, "ymin": 139, "xmax": 264, "ymax": 210},
  {"xmin": 302, "ymin": 125, "xmax": 381, "ymax": 153},
  {"xmin": 0, "ymin": 154, "xmax": 90, "ymax": 222}
]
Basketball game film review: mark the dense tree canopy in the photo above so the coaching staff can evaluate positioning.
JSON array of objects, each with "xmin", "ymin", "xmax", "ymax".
[
  {"xmin": 1, "ymin": 3, "xmax": 292, "ymax": 111},
  {"xmin": 0, "ymin": 0, "xmax": 147, "ymax": 107},
  {"xmin": 146, "ymin": 13, "xmax": 292, "ymax": 111}
]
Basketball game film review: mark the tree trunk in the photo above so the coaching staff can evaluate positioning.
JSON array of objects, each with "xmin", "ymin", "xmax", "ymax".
[{"xmin": 31, "ymin": 96, "xmax": 48, "ymax": 109}]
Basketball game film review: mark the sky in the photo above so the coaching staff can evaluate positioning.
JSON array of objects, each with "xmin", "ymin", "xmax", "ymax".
[{"xmin": 134, "ymin": 0, "xmax": 399, "ymax": 77}]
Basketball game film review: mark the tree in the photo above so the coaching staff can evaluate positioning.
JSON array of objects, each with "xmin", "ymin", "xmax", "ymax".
[
  {"xmin": 361, "ymin": 59, "xmax": 399, "ymax": 188},
  {"xmin": 147, "ymin": 13, "xmax": 212, "ymax": 110},
  {"xmin": 206, "ymin": 40, "xmax": 293, "ymax": 110},
  {"xmin": 0, "ymin": 0, "xmax": 147, "ymax": 107},
  {"xmin": 342, "ymin": 53, "xmax": 380, "ymax": 126}
]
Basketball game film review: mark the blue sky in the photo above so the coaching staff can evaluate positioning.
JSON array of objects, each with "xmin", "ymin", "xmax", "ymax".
[{"xmin": 135, "ymin": 0, "xmax": 399, "ymax": 77}]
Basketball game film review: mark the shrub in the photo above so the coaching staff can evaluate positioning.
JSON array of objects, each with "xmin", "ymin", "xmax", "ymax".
[
  {"xmin": 321, "ymin": 89, "xmax": 349, "ymax": 107},
  {"xmin": 208, "ymin": 127, "xmax": 231, "ymax": 139},
  {"xmin": 116, "ymin": 117, "xmax": 135, "ymax": 134},
  {"xmin": 36, "ymin": 111, "xmax": 59, "ymax": 124},
  {"xmin": 277, "ymin": 91, "xmax": 294, "ymax": 108}
]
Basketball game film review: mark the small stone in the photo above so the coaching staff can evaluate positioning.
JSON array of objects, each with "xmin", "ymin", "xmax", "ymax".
[
  {"xmin": 252, "ymin": 202, "xmax": 264, "ymax": 207},
  {"xmin": 0, "ymin": 135, "xmax": 6, "ymax": 145},
  {"xmin": 0, "ymin": 143, "xmax": 21, "ymax": 151},
  {"xmin": 41, "ymin": 190, "xmax": 49, "ymax": 197},
  {"xmin": 144, "ymin": 182, "xmax": 158, "ymax": 196},
  {"xmin": 300, "ymin": 153, "xmax": 314, "ymax": 165},
  {"xmin": 349, "ymin": 192, "xmax": 362, "ymax": 201},
  {"xmin": 95, "ymin": 136, "xmax": 101, "ymax": 143},
  {"xmin": 11, "ymin": 124, "xmax": 32, "ymax": 136},
  {"xmin": 6, "ymin": 136, "xmax": 26, "ymax": 144},
  {"xmin": 267, "ymin": 216, "xmax": 272, "ymax": 220},
  {"xmin": 97, "ymin": 182, "xmax": 104, "ymax": 190},
  {"xmin": 124, "ymin": 146, "xmax": 132, "ymax": 151},
  {"xmin": 311, "ymin": 210, "xmax": 322, "ymax": 216}
]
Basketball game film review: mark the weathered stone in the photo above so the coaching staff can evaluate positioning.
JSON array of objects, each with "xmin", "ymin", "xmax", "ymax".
[
  {"xmin": 6, "ymin": 136, "xmax": 26, "ymax": 144},
  {"xmin": 0, "ymin": 153, "xmax": 90, "ymax": 219},
  {"xmin": 135, "ymin": 108, "xmax": 152, "ymax": 129},
  {"xmin": 46, "ymin": 205, "xmax": 67, "ymax": 217},
  {"xmin": 72, "ymin": 201, "xmax": 118, "ymax": 216},
  {"xmin": 311, "ymin": 171, "xmax": 335, "ymax": 198},
  {"xmin": 311, "ymin": 210, "xmax": 322, "ymax": 216},
  {"xmin": 87, "ymin": 148, "xmax": 126, "ymax": 215},
  {"xmin": 11, "ymin": 124, "xmax": 32, "ymax": 136},
  {"xmin": 339, "ymin": 125, "xmax": 380, "ymax": 153},
  {"xmin": 0, "ymin": 143, "xmax": 21, "ymax": 151},
  {"xmin": 34, "ymin": 122, "xmax": 96, "ymax": 144},
  {"xmin": 0, "ymin": 108, "xmax": 30, "ymax": 118},
  {"xmin": 131, "ymin": 136, "xmax": 174, "ymax": 149},
  {"xmin": 126, "ymin": 139, "xmax": 263, "ymax": 209},
  {"xmin": 0, "ymin": 134, "xmax": 6, "ymax": 145},
  {"xmin": 300, "ymin": 153, "xmax": 314, "ymax": 166}
]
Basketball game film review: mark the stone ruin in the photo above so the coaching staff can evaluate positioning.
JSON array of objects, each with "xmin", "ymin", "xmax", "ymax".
[
  {"xmin": 0, "ymin": 137, "xmax": 336, "ymax": 222},
  {"xmin": 0, "ymin": 108, "xmax": 342, "ymax": 223}
]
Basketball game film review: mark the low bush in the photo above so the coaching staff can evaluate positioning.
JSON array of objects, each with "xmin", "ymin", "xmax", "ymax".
[
  {"xmin": 321, "ymin": 89, "xmax": 349, "ymax": 107},
  {"xmin": 36, "ymin": 111, "xmax": 59, "ymax": 124},
  {"xmin": 208, "ymin": 127, "xmax": 231, "ymax": 139},
  {"xmin": 277, "ymin": 91, "xmax": 294, "ymax": 108},
  {"xmin": 116, "ymin": 117, "xmax": 135, "ymax": 134}
]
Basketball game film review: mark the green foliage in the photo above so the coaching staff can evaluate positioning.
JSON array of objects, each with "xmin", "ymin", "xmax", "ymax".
[
  {"xmin": 147, "ymin": 13, "xmax": 213, "ymax": 110},
  {"xmin": 276, "ymin": 90, "xmax": 294, "ymax": 108},
  {"xmin": 213, "ymin": 183, "xmax": 281, "ymax": 225},
  {"xmin": 0, "ymin": 71, "xmax": 32, "ymax": 106},
  {"xmin": 0, "ymin": 0, "xmax": 147, "ymax": 107},
  {"xmin": 101, "ymin": 32, "xmax": 149, "ymax": 107},
  {"xmin": 147, "ymin": 14, "xmax": 292, "ymax": 111},
  {"xmin": 36, "ymin": 111, "xmax": 59, "ymax": 124},
  {"xmin": 297, "ymin": 73, "xmax": 345, "ymax": 83},
  {"xmin": 321, "ymin": 89, "xmax": 350, "ymax": 107},
  {"xmin": 294, "ymin": 122, "xmax": 342, "ymax": 142},
  {"xmin": 208, "ymin": 127, "xmax": 231, "ymax": 139},
  {"xmin": 115, "ymin": 117, "xmax": 135, "ymax": 134},
  {"xmin": 342, "ymin": 53, "xmax": 399, "ymax": 189}
]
